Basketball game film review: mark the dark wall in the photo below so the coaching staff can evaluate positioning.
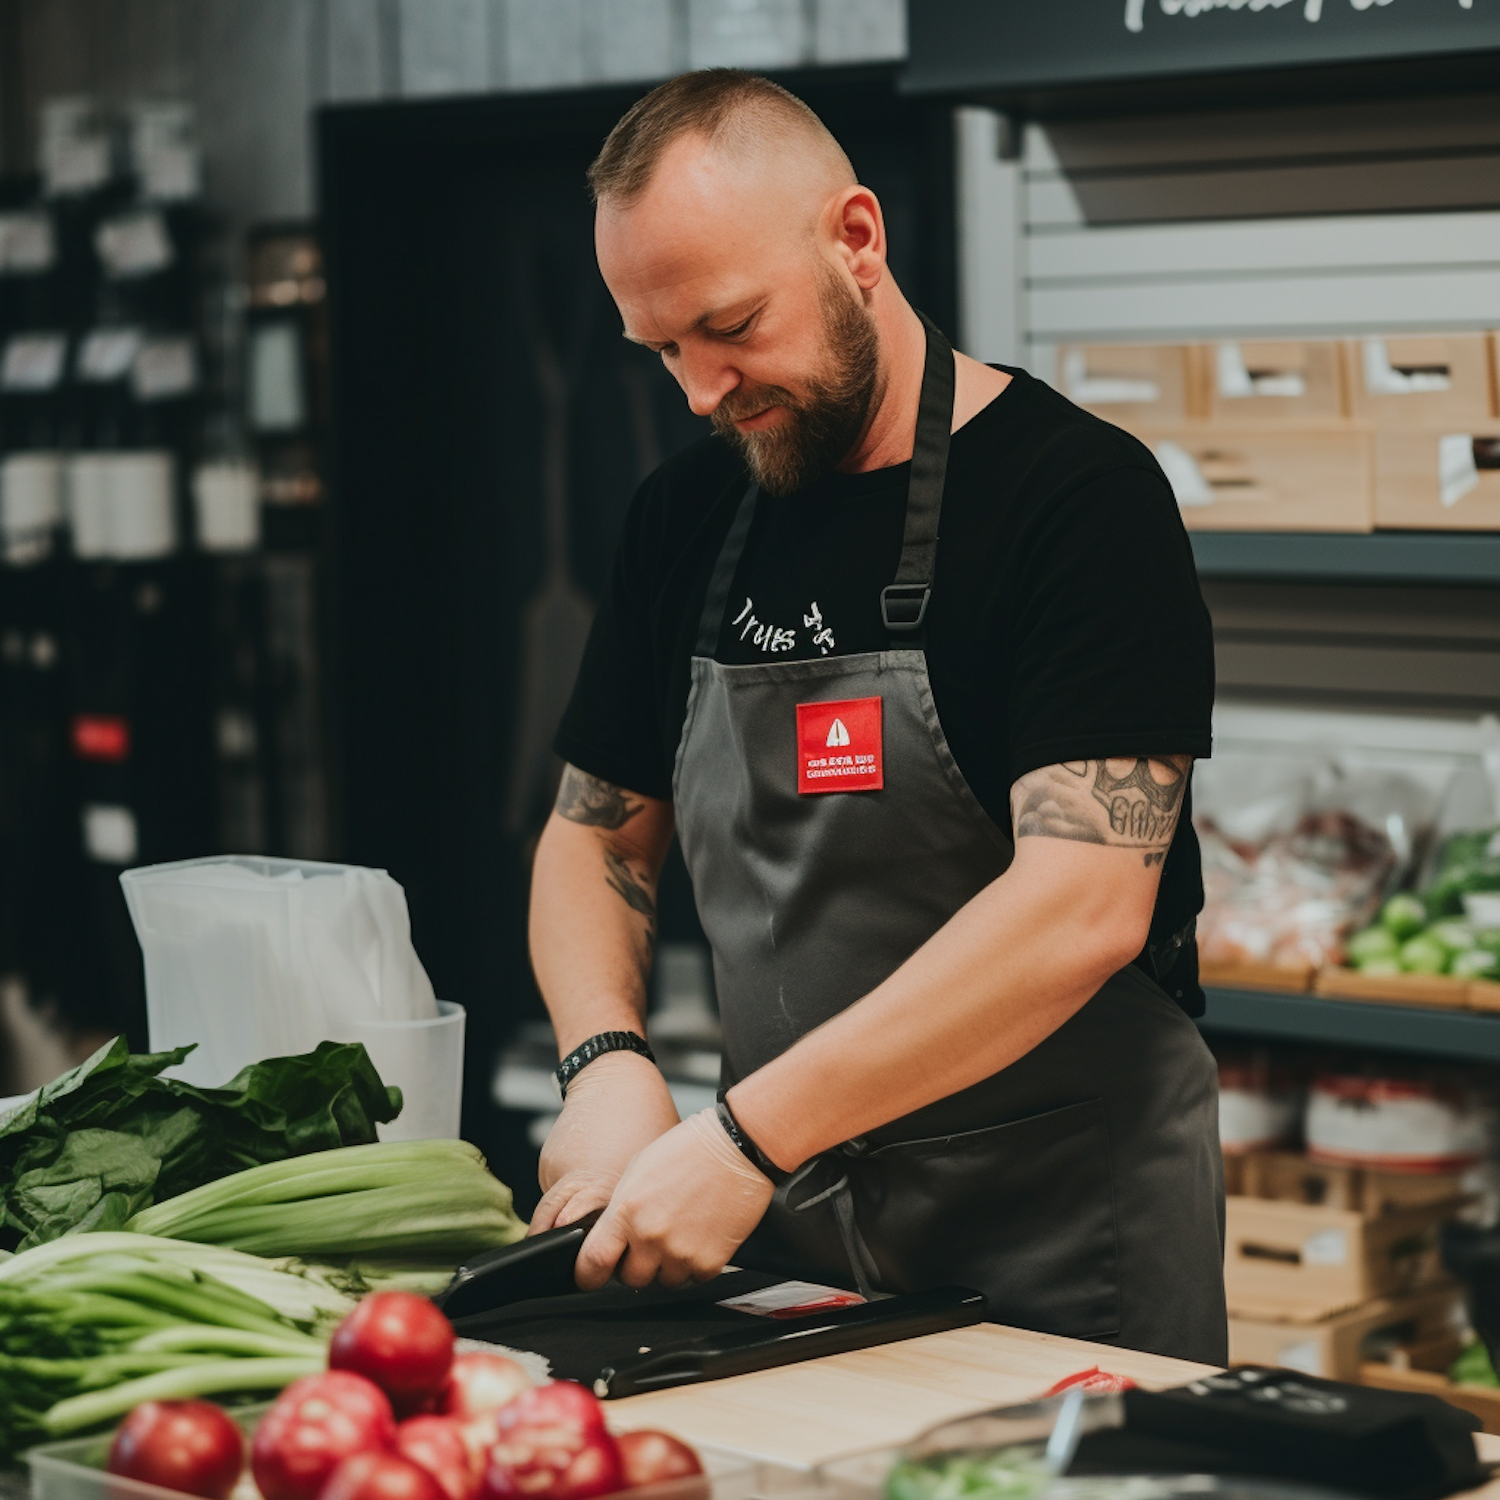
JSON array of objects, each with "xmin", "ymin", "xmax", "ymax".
[{"xmin": 318, "ymin": 66, "xmax": 957, "ymax": 1169}]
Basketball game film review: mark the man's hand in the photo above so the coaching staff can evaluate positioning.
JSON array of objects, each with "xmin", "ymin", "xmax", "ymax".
[
  {"xmin": 574, "ymin": 1110, "xmax": 775, "ymax": 1289},
  {"xmin": 530, "ymin": 1052, "xmax": 681, "ymax": 1233}
]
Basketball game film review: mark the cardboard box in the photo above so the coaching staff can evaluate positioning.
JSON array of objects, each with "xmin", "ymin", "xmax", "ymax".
[
  {"xmin": 1056, "ymin": 343, "xmax": 1202, "ymax": 427},
  {"xmin": 1238, "ymin": 1150, "xmax": 1469, "ymax": 1217},
  {"xmin": 1349, "ymin": 333, "xmax": 1498, "ymax": 428},
  {"xmin": 1373, "ymin": 426, "xmax": 1500, "ymax": 530},
  {"xmin": 1361, "ymin": 1344, "xmax": 1500, "ymax": 1436},
  {"xmin": 1229, "ymin": 1286, "xmax": 1461, "ymax": 1381},
  {"xmin": 1225, "ymin": 1194, "xmax": 1460, "ymax": 1309},
  {"xmin": 1144, "ymin": 426, "xmax": 1373, "ymax": 531},
  {"xmin": 1205, "ymin": 339, "xmax": 1349, "ymax": 426}
]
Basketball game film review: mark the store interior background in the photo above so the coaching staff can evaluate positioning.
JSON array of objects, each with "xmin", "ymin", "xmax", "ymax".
[{"xmin": 0, "ymin": 0, "xmax": 1498, "ymax": 1230}]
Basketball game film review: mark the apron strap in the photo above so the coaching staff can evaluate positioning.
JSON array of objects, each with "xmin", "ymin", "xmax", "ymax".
[
  {"xmin": 882, "ymin": 314, "xmax": 955, "ymax": 649},
  {"xmin": 694, "ymin": 480, "xmax": 760, "ymax": 657}
]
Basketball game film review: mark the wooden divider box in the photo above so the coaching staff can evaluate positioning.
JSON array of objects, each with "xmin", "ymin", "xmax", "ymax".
[
  {"xmin": 1143, "ymin": 426, "xmax": 1374, "ymax": 531},
  {"xmin": 1349, "ymin": 334, "xmax": 1498, "ymax": 428},
  {"xmin": 1225, "ymin": 1195, "xmax": 1459, "ymax": 1309},
  {"xmin": 1237, "ymin": 1150, "xmax": 1469, "ymax": 1218},
  {"xmin": 1373, "ymin": 426, "xmax": 1500, "ymax": 530},
  {"xmin": 1056, "ymin": 344, "xmax": 1201, "ymax": 428},
  {"xmin": 1230, "ymin": 1286, "xmax": 1462, "ymax": 1381},
  {"xmin": 1205, "ymin": 339, "xmax": 1349, "ymax": 427}
]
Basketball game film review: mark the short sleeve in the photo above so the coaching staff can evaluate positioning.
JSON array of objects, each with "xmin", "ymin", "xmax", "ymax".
[
  {"xmin": 553, "ymin": 491, "xmax": 673, "ymax": 801},
  {"xmin": 1004, "ymin": 465, "xmax": 1215, "ymax": 784}
]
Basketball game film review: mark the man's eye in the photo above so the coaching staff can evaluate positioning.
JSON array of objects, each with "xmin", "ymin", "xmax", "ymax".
[{"xmin": 716, "ymin": 318, "xmax": 754, "ymax": 340}]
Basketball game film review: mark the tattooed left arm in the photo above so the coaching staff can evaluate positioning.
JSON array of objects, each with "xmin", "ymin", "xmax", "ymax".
[{"xmin": 726, "ymin": 755, "xmax": 1195, "ymax": 1172}]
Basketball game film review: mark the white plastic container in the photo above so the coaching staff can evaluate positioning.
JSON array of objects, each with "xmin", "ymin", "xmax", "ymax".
[
  {"xmin": 1306, "ymin": 1072, "xmax": 1488, "ymax": 1173},
  {"xmin": 1, "ymin": 450, "xmax": 63, "ymax": 561},
  {"xmin": 192, "ymin": 459, "xmax": 260, "ymax": 551},
  {"xmin": 65, "ymin": 452, "xmax": 114, "ymax": 557},
  {"xmin": 108, "ymin": 450, "xmax": 177, "ymax": 559},
  {"xmin": 120, "ymin": 855, "xmax": 454, "ymax": 1137}
]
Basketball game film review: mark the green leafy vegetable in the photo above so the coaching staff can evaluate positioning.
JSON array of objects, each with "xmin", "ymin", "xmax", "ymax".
[
  {"xmin": 1450, "ymin": 1337, "xmax": 1500, "ymax": 1389},
  {"xmin": 0, "ymin": 1039, "xmax": 402, "ymax": 1251}
]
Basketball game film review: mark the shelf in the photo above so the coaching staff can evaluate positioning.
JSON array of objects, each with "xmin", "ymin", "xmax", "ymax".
[
  {"xmin": 1199, "ymin": 985, "xmax": 1500, "ymax": 1063},
  {"xmin": 1189, "ymin": 532, "xmax": 1500, "ymax": 585}
]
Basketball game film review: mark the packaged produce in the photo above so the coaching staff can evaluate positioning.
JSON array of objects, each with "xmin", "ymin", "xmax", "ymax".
[
  {"xmin": 106, "ymin": 1400, "xmax": 245, "ymax": 1500},
  {"xmin": 1305, "ymin": 1071, "xmax": 1489, "ymax": 1173},
  {"xmin": 1217, "ymin": 1051, "xmax": 1303, "ymax": 1154},
  {"xmin": 0, "ymin": 1037, "xmax": 401, "ymax": 1250},
  {"xmin": 124, "ymin": 1140, "xmax": 526, "ymax": 1260},
  {"xmin": 1194, "ymin": 757, "xmax": 1434, "ymax": 971}
]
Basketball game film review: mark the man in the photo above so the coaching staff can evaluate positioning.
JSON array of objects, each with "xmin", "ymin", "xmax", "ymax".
[{"xmin": 528, "ymin": 69, "xmax": 1225, "ymax": 1364}]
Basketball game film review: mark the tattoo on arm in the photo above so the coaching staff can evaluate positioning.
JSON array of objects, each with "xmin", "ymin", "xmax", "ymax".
[
  {"xmin": 1012, "ymin": 757, "xmax": 1192, "ymax": 868},
  {"xmin": 555, "ymin": 765, "xmax": 643, "ymax": 829},
  {"xmin": 603, "ymin": 850, "xmax": 657, "ymax": 959}
]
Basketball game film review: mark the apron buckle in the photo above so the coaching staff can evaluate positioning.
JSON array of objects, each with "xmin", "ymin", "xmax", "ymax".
[{"xmin": 881, "ymin": 583, "xmax": 931, "ymax": 633}]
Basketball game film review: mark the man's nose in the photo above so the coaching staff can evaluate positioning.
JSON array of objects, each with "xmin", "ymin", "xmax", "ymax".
[{"xmin": 675, "ymin": 349, "xmax": 739, "ymax": 419}]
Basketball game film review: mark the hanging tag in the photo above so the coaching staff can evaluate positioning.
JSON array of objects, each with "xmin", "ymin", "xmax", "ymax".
[{"xmin": 797, "ymin": 696, "xmax": 883, "ymax": 794}]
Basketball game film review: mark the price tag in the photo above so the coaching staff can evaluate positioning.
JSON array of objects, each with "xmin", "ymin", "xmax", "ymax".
[
  {"xmin": 0, "ymin": 212, "xmax": 56, "ymax": 273},
  {"xmin": 1, "ymin": 333, "xmax": 67, "ymax": 391},
  {"xmin": 95, "ymin": 209, "xmax": 174, "ymax": 278},
  {"xmin": 77, "ymin": 328, "xmax": 143, "ymax": 382},
  {"xmin": 132, "ymin": 336, "xmax": 197, "ymax": 400}
]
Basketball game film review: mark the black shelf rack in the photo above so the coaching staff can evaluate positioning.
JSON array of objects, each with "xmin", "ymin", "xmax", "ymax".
[
  {"xmin": 1199, "ymin": 986, "xmax": 1500, "ymax": 1064},
  {"xmin": 1190, "ymin": 531, "xmax": 1500, "ymax": 585}
]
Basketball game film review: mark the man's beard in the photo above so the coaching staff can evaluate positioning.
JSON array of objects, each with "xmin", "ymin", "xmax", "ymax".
[{"xmin": 711, "ymin": 271, "xmax": 881, "ymax": 497}]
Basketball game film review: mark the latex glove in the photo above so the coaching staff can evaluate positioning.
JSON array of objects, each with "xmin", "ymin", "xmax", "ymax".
[
  {"xmin": 574, "ymin": 1108, "xmax": 775, "ymax": 1290},
  {"xmin": 530, "ymin": 1051, "xmax": 680, "ymax": 1234}
]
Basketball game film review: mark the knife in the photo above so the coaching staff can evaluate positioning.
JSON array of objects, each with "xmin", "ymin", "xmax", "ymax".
[
  {"xmin": 434, "ymin": 1210, "xmax": 603, "ymax": 1320},
  {"xmin": 592, "ymin": 1284, "xmax": 986, "ymax": 1398}
]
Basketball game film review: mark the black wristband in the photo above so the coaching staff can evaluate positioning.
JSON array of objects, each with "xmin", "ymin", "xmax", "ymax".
[
  {"xmin": 715, "ymin": 1090, "xmax": 791, "ymax": 1186},
  {"xmin": 555, "ymin": 1030, "xmax": 655, "ymax": 1099}
]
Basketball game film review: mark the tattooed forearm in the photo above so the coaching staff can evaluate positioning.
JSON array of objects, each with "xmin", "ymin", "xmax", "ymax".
[
  {"xmin": 555, "ymin": 765, "xmax": 643, "ymax": 829},
  {"xmin": 1012, "ymin": 757, "xmax": 1192, "ymax": 867},
  {"xmin": 604, "ymin": 850, "xmax": 656, "ymax": 921}
]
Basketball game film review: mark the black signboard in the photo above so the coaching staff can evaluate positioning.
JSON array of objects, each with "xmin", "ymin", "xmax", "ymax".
[{"xmin": 905, "ymin": 0, "xmax": 1500, "ymax": 115}]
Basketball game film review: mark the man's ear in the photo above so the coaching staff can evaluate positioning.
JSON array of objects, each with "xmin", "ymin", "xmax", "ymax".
[{"xmin": 830, "ymin": 186, "xmax": 886, "ymax": 292}]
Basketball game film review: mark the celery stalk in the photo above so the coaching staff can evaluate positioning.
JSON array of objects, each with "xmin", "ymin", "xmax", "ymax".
[{"xmin": 130, "ymin": 1325, "xmax": 323, "ymax": 1357}]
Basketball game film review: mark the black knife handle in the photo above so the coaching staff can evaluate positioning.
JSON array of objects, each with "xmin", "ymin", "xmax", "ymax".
[
  {"xmin": 435, "ymin": 1209, "xmax": 603, "ymax": 1319},
  {"xmin": 593, "ymin": 1284, "xmax": 985, "ymax": 1398}
]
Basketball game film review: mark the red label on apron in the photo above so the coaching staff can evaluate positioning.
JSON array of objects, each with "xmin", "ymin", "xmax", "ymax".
[{"xmin": 796, "ymin": 697, "xmax": 883, "ymax": 794}]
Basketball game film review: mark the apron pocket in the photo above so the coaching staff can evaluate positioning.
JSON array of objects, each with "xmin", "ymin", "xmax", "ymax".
[{"xmin": 851, "ymin": 1097, "xmax": 1121, "ymax": 1339}]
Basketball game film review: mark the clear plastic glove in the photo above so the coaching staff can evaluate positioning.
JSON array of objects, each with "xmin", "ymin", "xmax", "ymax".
[
  {"xmin": 530, "ymin": 1051, "xmax": 680, "ymax": 1234},
  {"xmin": 574, "ymin": 1108, "xmax": 775, "ymax": 1290}
]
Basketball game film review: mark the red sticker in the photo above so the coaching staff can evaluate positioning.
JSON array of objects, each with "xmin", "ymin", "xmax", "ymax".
[
  {"xmin": 797, "ymin": 697, "xmax": 883, "ymax": 794},
  {"xmin": 71, "ymin": 714, "xmax": 131, "ymax": 763}
]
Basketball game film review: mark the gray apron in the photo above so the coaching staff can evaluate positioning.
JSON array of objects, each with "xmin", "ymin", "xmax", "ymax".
[{"xmin": 671, "ymin": 318, "xmax": 1227, "ymax": 1365}]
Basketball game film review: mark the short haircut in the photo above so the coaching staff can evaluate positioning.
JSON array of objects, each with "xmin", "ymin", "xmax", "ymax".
[{"xmin": 588, "ymin": 68, "xmax": 853, "ymax": 205}]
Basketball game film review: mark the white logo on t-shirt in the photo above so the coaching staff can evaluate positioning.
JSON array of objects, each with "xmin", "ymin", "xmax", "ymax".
[{"xmin": 826, "ymin": 718, "xmax": 850, "ymax": 748}]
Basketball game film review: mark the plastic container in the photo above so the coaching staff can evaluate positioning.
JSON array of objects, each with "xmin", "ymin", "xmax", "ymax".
[
  {"xmin": 120, "ymin": 856, "xmax": 453, "ymax": 1138},
  {"xmin": 108, "ymin": 450, "xmax": 177, "ymax": 559},
  {"xmin": 192, "ymin": 460, "xmax": 260, "ymax": 552},
  {"xmin": 66, "ymin": 452, "xmax": 114, "ymax": 557}
]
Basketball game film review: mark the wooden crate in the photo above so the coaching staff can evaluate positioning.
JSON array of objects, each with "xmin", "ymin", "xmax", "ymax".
[
  {"xmin": 1230, "ymin": 1286, "xmax": 1462, "ymax": 1381},
  {"xmin": 1056, "ymin": 343, "xmax": 1202, "ymax": 427},
  {"xmin": 1205, "ymin": 339, "xmax": 1350, "ymax": 426},
  {"xmin": 1374, "ymin": 426, "xmax": 1500, "ymax": 530},
  {"xmin": 1144, "ymin": 426, "xmax": 1373, "ymax": 531},
  {"xmin": 1238, "ymin": 1149, "xmax": 1468, "ymax": 1217},
  {"xmin": 1200, "ymin": 959, "xmax": 1313, "ymax": 993},
  {"xmin": 1315, "ymin": 967, "xmax": 1474, "ymax": 1010},
  {"xmin": 1348, "ymin": 333, "xmax": 1498, "ymax": 428},
  {"xmin": 1225, "ymin": 1194, "xmax": 1461, "ymax": 1310}
]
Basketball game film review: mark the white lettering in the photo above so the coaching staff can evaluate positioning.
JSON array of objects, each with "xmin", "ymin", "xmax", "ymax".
[
  {"xmin": 732, "ymin": 597, "xmax": 753, "ymax": 627},
  {"xmin": 1127, "ymin": 0, "xmax": 1422, "ymax": 24}
]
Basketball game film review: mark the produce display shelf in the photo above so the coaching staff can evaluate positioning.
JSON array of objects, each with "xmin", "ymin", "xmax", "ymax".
[
  {"xmin": 1199, "ymin": 984, "xmax": 1500, "ymax": 1063},
  {"xmin": 1189, "ymin": 532, "xmax": 1500, "ymax": 585}
]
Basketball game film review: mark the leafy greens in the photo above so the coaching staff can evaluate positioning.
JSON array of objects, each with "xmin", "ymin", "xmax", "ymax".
[{"xmin": 0, "ymin": 1039, "xmax": 402, "ymax": 1250}]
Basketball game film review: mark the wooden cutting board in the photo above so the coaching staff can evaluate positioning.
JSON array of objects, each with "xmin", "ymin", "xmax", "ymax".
[{"xmin": 609, "ymin": 1323, "xmax": 1215, "ymax": 1468}]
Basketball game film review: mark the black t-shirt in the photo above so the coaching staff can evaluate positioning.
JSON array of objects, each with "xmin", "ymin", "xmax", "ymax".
[{"xmin": 556, "ymin": 368, "xmax": 1216, "ymax": 1011}]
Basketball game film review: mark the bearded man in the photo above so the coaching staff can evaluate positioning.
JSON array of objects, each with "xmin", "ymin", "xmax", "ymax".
[{"xmin": 526, "ymin": 68, "xmax": 1226, "ymax": 1363}]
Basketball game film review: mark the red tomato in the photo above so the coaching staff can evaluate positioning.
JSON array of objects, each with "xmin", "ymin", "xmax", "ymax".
[
  {"xmin": 251, "ymin": 1371, "xmax": 397, "ymax": 1500},
  {"xmin": 320, "ymin": 1452, "xmax": 448, "ymax": 1500},
  {"xmin": 480, "ymin": 1384, "xmax": 620, "ymax": 1500},
  {"xmin": 614, "ymin": 1432, "xmax": 703, "ymax": 1489},
  {"xmin": 436, "ymin": 1353, "xmax": 532, "ymax": 1421},
  {"xmin": 394, "ymin": 1417, "xmax": 480, "ymax": 1500},
  {"xmin": 108, "ymin": 1400, "xmax": 245, "ymax": 1500},
  {"xmin": 330, "ymin": 1293, "xmax": 457, "ymax": 1416}
]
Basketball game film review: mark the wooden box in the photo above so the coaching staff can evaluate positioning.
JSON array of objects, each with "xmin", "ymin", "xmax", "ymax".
[
  {"xmin": 1056, "ymin": 344, "xmax": 1201, "ymax": 428},
  {"xmin": 1362, "ymin": 1343, "xmax": 1500, "ymax": 1436},
  {"xmin": 1372, "ymin": 426, "xmax": 1500, "ymax": 530},
  {"xmin": 1199, "ymin": 959, "xmax": 1313, "ymax": 993},
  {"xmin": 1144, "ymin": 426, "xmax": 1373, "ymax": 531},
  {"xmin": 1315, "ymin": 966, "xmax": 1475, "ymax": 1010},
  {"xmin": 1230, "ymin": 1286, "xmax": 1461, "ymax": 1381},
  {"xmin": 1238, "ymin": 1149, "xmax": 1469, "ymax": 1217},
  {"xmin": 1225, "ymin": 1195, "xmax": 1460, "ymax": 1311},
  {"xmin": 1349, "ymin": 333, "xmax": 1497, "ymax": 428},
  {"xmin": 1205, "ymin": 339, "xmax": 1349, "ymax": 426}
]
